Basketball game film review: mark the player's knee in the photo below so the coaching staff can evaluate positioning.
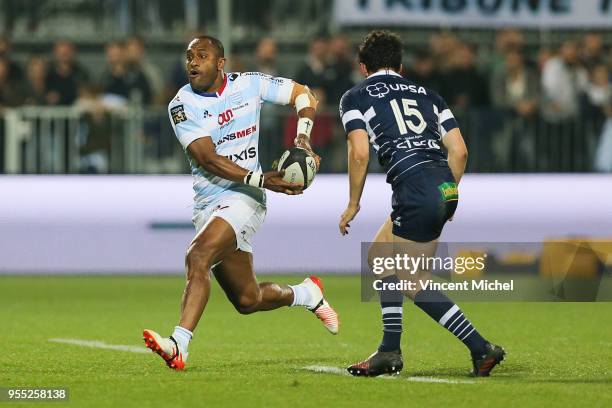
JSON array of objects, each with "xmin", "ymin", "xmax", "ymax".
[
  {"xmin": 234, "ymin": 292, "xmax": 261, "ymax": 315},
  {"xmin": 185, "ymin": 241, "xmax": 219, "ymax": 275}
]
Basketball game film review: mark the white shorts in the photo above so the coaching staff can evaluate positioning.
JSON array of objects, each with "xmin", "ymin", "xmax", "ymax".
[{"xmin": 192, "ymin": 194, "xmax": 266, "ymax": 253}]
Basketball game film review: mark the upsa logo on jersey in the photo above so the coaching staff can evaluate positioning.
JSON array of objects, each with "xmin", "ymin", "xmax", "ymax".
[
  {"xmin": 366, "ymin": 82, "xmax": 390, "ymax": 98},
  {"xmin": 218, "ymin": 109, "xmax": 234, "ymax": 125}
]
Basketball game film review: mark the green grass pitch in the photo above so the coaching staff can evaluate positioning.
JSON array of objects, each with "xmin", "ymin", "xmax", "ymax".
[{"xmin": 1, "ymin": 275, "xmax": 611, "ymax": 407}]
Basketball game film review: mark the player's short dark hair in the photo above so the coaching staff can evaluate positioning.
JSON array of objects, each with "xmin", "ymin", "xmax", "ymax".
[
  {"xmin": 195, "ymin": 35, "xmax": 224, "ymax": 58},
  {"xmin": 358, "ymin": 30, "xmax": 403, "ymax": 73}
]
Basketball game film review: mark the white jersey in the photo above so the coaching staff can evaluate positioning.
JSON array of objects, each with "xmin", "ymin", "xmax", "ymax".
[{"xmin": 168, "ymin": 72, "xmax": 294, "ymax": 210}]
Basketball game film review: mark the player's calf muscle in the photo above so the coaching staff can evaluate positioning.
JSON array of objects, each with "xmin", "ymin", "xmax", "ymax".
[{"xmin": 234, "ymin": 291, "xmax": 262, "ymax": 314}]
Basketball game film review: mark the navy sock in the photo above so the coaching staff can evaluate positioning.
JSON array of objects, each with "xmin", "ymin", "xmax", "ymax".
[
  {"xmin": 378, "ymin": 275, "xmax": 403, "ymax": 352},
  {"xmin": 414, "ymin": 289, "xmax": 488, "ymax": 356}
]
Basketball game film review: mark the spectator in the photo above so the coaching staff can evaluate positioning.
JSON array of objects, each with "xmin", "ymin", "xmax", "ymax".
[
  {"xmin": 100, "ymin": 41, "xmax": 130, "ymax": 106},
  {"xmin": 441, "ymin": 43, "xmax": 489, "ymax": 110},
  {"xmin": 491, "ymin": 49, "xmax": 539, "ymax": 117},
  {"xmin": 45, "ymin": 40, "xmax": 89, "ymax": 105},
  {"xmin": 488, "ymin": 28, "xmax": 525, "ymax": 73},
  {"xmin": 537, "ymin": 47, "xmax": 554, "ymax": 72},
  {"xmin": 252, "ymin": 37, "xmax": 279, "ymax": 75},
  {"xmin": 295, "ymin": 36, "xmax": 330, "ymax": 92},
  {"xmin": 100, "ymin": 41, "xmax": 152, "ymax": 106},
  {"xmin": 325, "ymin": 34, "xmax": 356, "ymax": 106},
  {"xmin": 404, "ymin": 48, "xmax": 442, "ymax": 92},
  {"xmin": 75, "ymin": 85, "xmax": 113, "ymax": 174},
  {"xmin": 491, "ymin": 49, "xmax": 540, "ymax": 170},
  {"xmin": 581, "ymin": 33, "xmax": 605, "ymax": 70},
  {"xmin": 586, "ymin": 64, "xmax": 612, "ymax": 115},
  {"xmin": 428, "ymin": 33, "xmax": 460, "ymax": 74},
  {"xmin": 125, "ymin": 36, "xmax": 163, "ymax": 104},
  {"xmin": 0, "ymin": 58, "xmax": 24, "ymax": 108},
  {"xmin": 23, "ymin": 56, "xmax": 48, "ymax": 105},
  {"xmin": 0, "ymin": 36, "xmax": 23, "ymax": 81},
  {"xmin": 541, "ymin": 41, "xmax": 589, "ymax": 170},
  {"xmin": 541, "ymin": 41, "xmax": 588, "ymax": 122}
]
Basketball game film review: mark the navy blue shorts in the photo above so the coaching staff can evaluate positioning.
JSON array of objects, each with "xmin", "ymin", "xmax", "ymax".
[{"xmin": 391, "ymin": 165, "xmax": 458, "ymax": 242}]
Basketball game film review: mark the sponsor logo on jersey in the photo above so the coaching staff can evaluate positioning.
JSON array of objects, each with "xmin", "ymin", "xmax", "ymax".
[
  {"xmin": 438, "ymin": 182, "xmax": 459, "ymax": 201},
  {"xmin": 366, "ymin": 82, "xmax": 389, "ymax": 98},
  {"xmin": 170, "ymin": 105, "xmax": 187, "ymax": 124},
  {"xmin": 226, "ymin": 146, "xmax": 257, "ymax": 162},
  {"xmin": 396, "ymin": 138, "xmax": 440, "ymax": 150},
  {"xmin": 218, "ymin": 108, "xmax": 234, "ymax": 125},
  {"xmin": 203, "ymin": 109, "xmax": 212, "ymax": 118},
  {"xmin": 366, "ymin": 82, "xmax": 427, "ymax": 99},
  {"xmin": 232, "ymin": 102, "xmax": 249, "ymax": 112},
  {"xmin": 243, "ymin": 72, "xmax": 285, "ymax": 84},
  {"xmin": 388, "ymin": 83, "xmax": 427, "ymax": 95},
  {"xmin": 216, "ymin": 125, "xmax": 257, "ymax": 146}
]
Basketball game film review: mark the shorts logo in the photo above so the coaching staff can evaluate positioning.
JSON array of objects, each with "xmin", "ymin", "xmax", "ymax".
[
  {"xmin": 438, "ymin": 182, "xmax": 458, "ymax": 201},
  {"xmin": 170, "ymin": 105, "xmax": 187, "ymax": 124},
  {"xmin": 366, "ymin": 82, "xmax": 390, "ymax": 99},
  {"xmin": 393, "ymin": 216, "xmax": 402, "ymax": 227}
]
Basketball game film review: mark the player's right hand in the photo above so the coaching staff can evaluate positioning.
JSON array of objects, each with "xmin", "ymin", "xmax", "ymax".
[
  {"xmin": 339, "ymin": 203, "xmax": 360, "ymax": 235},
  {"xmin": 263, "ymin": 170, "xmax": 303, "ymax": 195}
]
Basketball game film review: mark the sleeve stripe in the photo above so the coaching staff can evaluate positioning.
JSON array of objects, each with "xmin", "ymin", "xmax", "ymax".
[
  {"xmin": 341, "ymin": 109, "xmax": 365, "ymax": 127},
  {"xmin": 440, "ymin": 108, "xmax": 454, "ymax": 123}
]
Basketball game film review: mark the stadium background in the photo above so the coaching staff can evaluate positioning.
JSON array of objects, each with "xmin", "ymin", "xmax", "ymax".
[
  {"xmin": 1, "ymin": 0, "xmax": 611, "ymax": 273},
  {"xmin": 1, "ymin": 2, "xmax": 611, "ymax": 407}
]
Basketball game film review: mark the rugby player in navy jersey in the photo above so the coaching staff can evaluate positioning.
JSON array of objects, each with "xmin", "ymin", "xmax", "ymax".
[{"xmin": 338, "ymin": 31, "xmax": 504, "ymax": 377}]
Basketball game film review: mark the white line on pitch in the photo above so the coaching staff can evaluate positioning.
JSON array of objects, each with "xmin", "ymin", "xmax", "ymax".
[
  {"xmin": 49, "ymin": 338, "xmax": 148, "ymax": 354},
  {"xmin": 303, "ymin": 365, "xmax": 475, "ymax": 384}
]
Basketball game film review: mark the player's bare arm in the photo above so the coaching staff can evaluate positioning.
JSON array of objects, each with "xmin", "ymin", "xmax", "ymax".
[
  {"xmin": 289, "ymin": 82, "xmax": 321, "ymax": 168},
  {"xmin": 339, "ymin": 129, "xmax": 370, "ymax": 235},
  {"xmin": 442, "ymin": 127, "xmax": 468, "ymax": 184},
  {"xmin": 187, "ymin": 137, "xmax": 302, "ymax": 195}
]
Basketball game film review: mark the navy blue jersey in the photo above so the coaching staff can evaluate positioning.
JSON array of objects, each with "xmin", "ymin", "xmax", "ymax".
[{"xmin": 339, "ymin": 71, "xmax": 459, "ymax": 186}]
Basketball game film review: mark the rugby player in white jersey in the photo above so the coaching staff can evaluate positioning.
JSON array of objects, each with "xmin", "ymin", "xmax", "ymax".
[{"xmin": 143, "ymin": 36, "xmax": 339, "ymax": 370}]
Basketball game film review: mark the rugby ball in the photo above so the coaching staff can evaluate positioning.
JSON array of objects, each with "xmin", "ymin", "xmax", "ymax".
[{"xmin": 277, "ymin": 147, "xmax": 317, "ymax": 189}]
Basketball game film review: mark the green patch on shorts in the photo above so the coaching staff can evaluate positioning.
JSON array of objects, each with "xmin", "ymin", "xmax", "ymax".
[{"xmin": 438, "ymin": 182, "xmax": 458, "ymax": 201}]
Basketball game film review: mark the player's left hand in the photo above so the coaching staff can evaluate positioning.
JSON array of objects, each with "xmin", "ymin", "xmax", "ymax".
[
  {"xmin": 295, "ymin": 136, "xmax": 321, "ymax": 171},
  {"xmin": 339, "ymin": 203, "xmax": 360, "ymax": 236}
]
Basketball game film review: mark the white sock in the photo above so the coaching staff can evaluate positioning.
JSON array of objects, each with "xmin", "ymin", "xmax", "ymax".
[
  {"xmin": 289, "ymin": 283, "xmax": 316, "ymax": 308},
  {"xmin": 171, "ymin": 326, "xmax": 193, "ymax": 355}
]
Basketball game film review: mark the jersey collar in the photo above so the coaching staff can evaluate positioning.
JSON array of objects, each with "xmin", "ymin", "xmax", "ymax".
[
  {"xmin": 191, "ymin": 73, "xmax": 228, "ymax": 97},
  {"xmin": 367, "ymin": 69, "xmax": 402, "ymax": 79}
]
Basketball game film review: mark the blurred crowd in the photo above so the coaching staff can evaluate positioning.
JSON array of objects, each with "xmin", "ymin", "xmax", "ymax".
[
  {"xmin": 0, "ymin": 29, "xmax": 611, "ymax": 173},
  {"xmin": 0, "ymin": 36, "xmax": 161, "ymax": 108}
]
